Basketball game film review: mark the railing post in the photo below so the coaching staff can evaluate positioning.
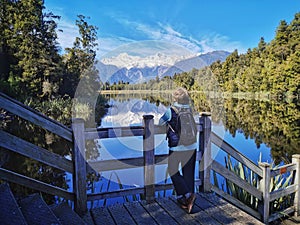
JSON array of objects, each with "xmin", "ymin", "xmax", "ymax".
[
  {"xmin": 259, "ymin": 162, "xmax": 271, "ymax": 224},
  {"xmin": 199, "ymin": 112, "xmax": 212, "ymax": 192},
  {"xmin": 292, "ymin": 154, "xmax": 300, "ymax": 216},
  {"xmin": 143, "ymin": 115, "xmax": 155, "ymax": 203},
  {"xmin": 72, "ymin": 118, "xmax": 87, "ymax": 215}
]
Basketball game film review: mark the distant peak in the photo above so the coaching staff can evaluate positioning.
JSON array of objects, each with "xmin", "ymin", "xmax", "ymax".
[{"xmin": 100, "ymin": 52, "xmax": 196, "ymax": 69}]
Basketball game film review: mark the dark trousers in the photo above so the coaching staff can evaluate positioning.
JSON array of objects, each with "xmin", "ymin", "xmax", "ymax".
[{"xmin": 168, "ymin": 149, "xmax": 196, "ymax": 196}]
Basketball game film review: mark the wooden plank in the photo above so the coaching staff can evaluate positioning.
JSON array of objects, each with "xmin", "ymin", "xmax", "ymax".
[
  {"xmin": 88, "ymin": 181, "xmax": 194, "ymax": 201},
  {"xmin": 81, "ymin": 211, "xmax": 95, "ymax": 225},
  {"xmin": 292, "ymin": 154, "xmax": 300, "ymax": 216},
  {"xmin": 211, "ymin": 132, "xmax": 263, "ymax": 177},
  {"xmin": 202, "ymin": 192, "xmax": 264, "ymax": 224},
  {"xmin": 87, "ymin": 154, "xmax": 175, "ymax": 172},
  {"xmin": 270, "ymin": 163, "xmax": 297, "ymax": 177},
  {"xmin": 50, "ymin": 202, "xmax": 87, "ymax": 225},
  {"xmin": 72, "ymin": 118, "xmax": 87, "ymax": 215},
  {"xmin": 169, "ymin": 195, "xmax": 221, "ymax": 225},
  {"xmin": 0, "ymin": 130, "xmax": 73, "ymax": 173},
  {"xmin": 269, "ymin": 184, "xmax": 297, "ymax": 201},
  {"xmin": 87, "ymin": 187, "xmax": 145, "ymax": 201},
  {"xmin": 87, "ymin": 154, "xmax": 167, "ymax": 173},
  {"xmin": 88, "ymin": 157, "xmax": 144, "ymax": 172},
  {"xmin": 211, "ymin": 185, "xmax": 262, "ymax": 220},
  {"xmin": 91, "ymin": 207, "xmax": 115, "ymax": 225},
  {"xmin": 194, "ymin": 193, "xmax": 239, "ymax": 224},
  {"xmin": 199, "ymin": 114, "xmax": 212, "ymax": 192},
  {"xmin": 0, "ymin": 92, "xmax": 72, "ymax": 141},
  {"xmin": 259, "ymin": 162, "xmax": 271, "ymax": 224},
  {"xmin": 86, "ymin": 130, "xmax": 109, "ymax": 139},
  {"xmin": 108, "ymin": 203, "xmax": 136, "ymax": 225},
  {"xmin": 0, "ymin": 183, "xmax": 28, "ymax": 225},
  {"xmin": 156, "ymin": 197, "xmax": 199, "ymax": 225},
  {"xmin": 85, "ymin": 127, "xmax": 144, "ymax": 140},
  {"xmin": 141, "ymin": 200, "xmax": 178, "ymax": 225},
  {"xmin": 279, "ymin": 216, "xmax": 300, "ymax": 225},
  {"xmin": 19, "ymin": 194, "xmax": 61, "ymax": 225},
  {"xmin": 0, "ymin": 168, "xmax": 74, "ymax": 200},
  {"xmin": 143, "ymin": 115, "xmax": 155, "ymax": 202},
  {"xmin": 212, "ymin": 160, "xmax": 263, "ymax": 200},
  {"xmin": 268, "ymin": 206, "xmax": 295, "ymax": 223},
  {"xmin": 124, "ymin": 201, "xmax": 157, "ymax": 225}
]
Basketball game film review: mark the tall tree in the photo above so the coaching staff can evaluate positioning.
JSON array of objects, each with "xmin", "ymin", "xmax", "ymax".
[
  {"xmin": 0, "ymin": 0, "xmax": 63, "ymax": 100},
  {"xmin": 61, "ymin": 15, "xmax": 99, "ymax": 97}
]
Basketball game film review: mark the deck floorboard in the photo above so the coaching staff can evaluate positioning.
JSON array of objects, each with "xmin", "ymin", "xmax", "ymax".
[{"xmin": 89, "ymin": 193, "xmax": 269, "ymax": 225}]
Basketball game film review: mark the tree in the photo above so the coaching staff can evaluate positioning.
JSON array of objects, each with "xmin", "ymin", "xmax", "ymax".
[
  {"xmin": 258, "ymin": 37, "xmax": 267, "ymax": 53},
  {"xmin": 0, "ymin": 0, "xmax": 63, "ymax": 100},
  {"xmin": 61, "ymin": 15, "xmax": 99, "ymax": 97}
]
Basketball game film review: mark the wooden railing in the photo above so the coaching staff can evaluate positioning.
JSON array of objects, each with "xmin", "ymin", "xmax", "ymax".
[
  {"xmin": 0, "ymin": 92, "xmax": 299, "ymax": 224},
  {"xmin": 207, "ymin": 130, "xmax": 300, "ymax": 224},
  {"xmin": 0, "ymin": 93, "xmax": 75, "ymax": 203},
  {"xmin": 76, "ymin": 113, "xmax": 207, "ymax": 204}
]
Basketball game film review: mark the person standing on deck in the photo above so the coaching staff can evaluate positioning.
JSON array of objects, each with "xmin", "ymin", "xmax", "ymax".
[{"xmin": 159, "ymin": 87, "xmax": 197, "ymax": 213}]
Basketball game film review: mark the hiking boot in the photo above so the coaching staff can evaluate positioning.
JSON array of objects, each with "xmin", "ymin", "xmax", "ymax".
[
  {"xmin": 186, "ymin": 193, "xmax": 196, "ymax": 213},
  {"xmin": 177, "ymin": 196, "xmax": 188, "ymax": 209}
]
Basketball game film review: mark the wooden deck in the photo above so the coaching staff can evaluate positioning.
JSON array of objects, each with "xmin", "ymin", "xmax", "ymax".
[{"xmin": 83, "ymin": 192, "xmax": 265, "ymax": 225}]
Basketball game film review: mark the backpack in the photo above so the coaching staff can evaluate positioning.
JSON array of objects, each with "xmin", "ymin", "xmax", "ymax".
[{"xmin": 169, "ymin": 106, "xmax": 197, "ymax": 146}]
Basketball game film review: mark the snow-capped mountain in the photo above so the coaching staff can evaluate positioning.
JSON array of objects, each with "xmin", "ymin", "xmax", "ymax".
[
  {"xmin": 96, "ymin": 50, "xmax": 230, "ymax": 84},
  {"xmin": 100, "ymin": 52, "xmax": 195, "ymax": 69}
]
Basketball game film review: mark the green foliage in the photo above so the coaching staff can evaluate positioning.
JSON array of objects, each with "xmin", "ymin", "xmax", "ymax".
[
  {"xmin": 0, "ymin": 0, "xmax": 63, "ymax": 100},
  {"xmin": 0, "ymin": 0, "xmax": 108, "ymax": 204},
  {"xmin": 62, "ymin": 15, "xmax": 99, "ymax": 98},
  {"xmin": 213, "ymin": 154, "xmax": 295, "ymax": 214},
  {"xmin": 213, "ymin": 13, "xmax": 300, "ymax": 97}
]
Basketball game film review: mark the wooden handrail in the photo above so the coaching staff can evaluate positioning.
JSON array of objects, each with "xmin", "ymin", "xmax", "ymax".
[
  {"xmin": 211, "ymin": 132, "xmax": 263, "ymax": 177},
  {"xmin": 0, "ymin": 130, "xmax": 73, "ymax": 173},
  {"xmin": 0, "ymin": 92, "xmax": 72, "ymax": 141},
  {"xmin": 211, "ymin": 160, "xmax": 263, "ymax": 200},
  {"xmin": 0, "ymin": 168, "xmax": 74, "ymax": 200}
]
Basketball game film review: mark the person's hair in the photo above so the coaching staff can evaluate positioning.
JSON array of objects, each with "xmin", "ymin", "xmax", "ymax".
[{"xmin": 172, "ymin": 87, "xmax": 190, "ymax": 104}]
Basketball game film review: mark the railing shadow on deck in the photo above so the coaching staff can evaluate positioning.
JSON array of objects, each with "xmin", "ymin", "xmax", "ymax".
[{"xmin": 0, "ymin": 92, "xmax": 299, "ymax": 224}]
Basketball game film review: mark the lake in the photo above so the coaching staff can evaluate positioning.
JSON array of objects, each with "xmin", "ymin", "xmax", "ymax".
[{"xmin": 79, "ymin": 92, "xmax": 299, "ymax": 207}]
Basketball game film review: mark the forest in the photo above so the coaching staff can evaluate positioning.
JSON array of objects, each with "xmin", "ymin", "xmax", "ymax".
[{"xmin": 0, "ymin": 0, "xmax": 106, "ymax": 202}]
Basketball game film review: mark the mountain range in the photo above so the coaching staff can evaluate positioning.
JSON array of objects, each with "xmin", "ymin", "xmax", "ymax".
[{"xmin": 96, "ymin": 50, "xmax": 230, "ymax": 84}]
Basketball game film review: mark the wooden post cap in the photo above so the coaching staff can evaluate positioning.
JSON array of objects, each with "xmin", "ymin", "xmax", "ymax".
[
  {"xmin": 200, "ymin": 112, "xmax": 211, "ymax": 116},
  {"xmin": 258, "ymin": 162, "xmax": 270, "ymax": 168},
  {"xmin": 143, "ymin": 115, "xmax": 154, "ymax": 120},
  {"xmin": 292, "ymin": 154, "xmax": 300, "ymax": 159}
]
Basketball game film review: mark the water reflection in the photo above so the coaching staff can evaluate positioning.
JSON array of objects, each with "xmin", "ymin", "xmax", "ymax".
[{"xmin": 101, "ymin": 93, "xmax": 299, "ymax": 163}]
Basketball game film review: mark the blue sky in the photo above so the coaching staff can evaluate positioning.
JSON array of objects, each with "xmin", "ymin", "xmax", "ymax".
[{"xmin": 44, "ymin": 0, "xmax": 300, "ymax": 57}]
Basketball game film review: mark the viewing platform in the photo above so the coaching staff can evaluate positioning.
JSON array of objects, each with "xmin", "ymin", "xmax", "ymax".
[{"xmin": 0, "ymin": 92, "xmax": 299, "ymax": 225}]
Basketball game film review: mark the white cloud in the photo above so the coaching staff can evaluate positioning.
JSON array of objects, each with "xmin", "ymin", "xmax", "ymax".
[
  {"xmin": 198, "ymin": 33, "xmax": 245, "ymax": 53},
  {"xmin": 54, "ymin": 14, "xmax": 243, "ymax": 58},
  {"xmin": 109, "ymin": 16, "xmax": 242, "ymax": 54}
]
